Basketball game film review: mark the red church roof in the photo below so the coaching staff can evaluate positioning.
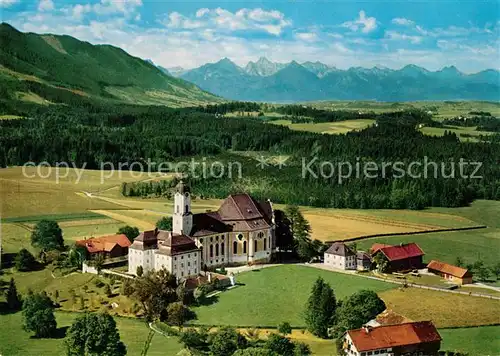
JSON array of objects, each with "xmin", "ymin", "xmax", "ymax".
[
  {"xmin": 347, "ymin": 321, "xmax": 441, "ymax": 352},
  {"xmin": 374, "ymin": 243, "xmax": 424, "ymax": 261}
]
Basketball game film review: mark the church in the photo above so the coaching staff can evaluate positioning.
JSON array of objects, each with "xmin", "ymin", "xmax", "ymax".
[{"xmin": 128, "ymin": 181, "xmax": 276, "ymax": 278}]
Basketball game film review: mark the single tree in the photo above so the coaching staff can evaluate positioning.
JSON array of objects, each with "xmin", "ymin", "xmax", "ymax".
[
  {"xmin": 277, "ymin": 321, "xmax": 292, "ymax": 336},
  {"xmin": 336, "ymin": 290, "xmax": 386, "ymax": 333},
  {"xmin": 193, "ymin": 285, "xmax": 207, "ymax": 304},
  {"xmin": 455, "ymin": 256, "xmax": 464, "ymax": 267},
  {"xmin": 136, "ymin": 265, "xmax": 144, "ymax": 277},
  {"xmin": 15, "ymin": 248, "xmax": 37, "ymax": 271},
  {"xmin": 22, "ymin": 292, "xmax": 57, "ymax": 338},
  {"xmin": 265, "ymin": 333, "xmax": 295, "ymax": 355},
  {"xmin": 6, "ymin": 278, "xmax": 22, "ymax": 311},
  {"xmin": 490, "ymin": 262, "xmax": 500, "ymax": 280},
  {"xmin": 209, "ymin": 326, "xmax": 241, "ymax": 356},
  {"xmin": 31, "ymin": 220, "xmax": 64, "ymax": 251},
  {"xmin": 104, "ymin": 284, "xmax": 112, "ymax": 297},
  {"xmin": 65, "ymin": 312, "xmax": 126, "ymax": 356},
  {"xmin": 156, "ymin": 217, "xmax": 173, "ymax": 231},
  {"xmin": 373, "ymin": 253, "xmax": 389, "ymax": 273},
  {"xmin": 293, "ymin": 342, "xmax": 311, "ymax": 356},
  {"xmin": 166, "ymin": 301, "xmax": 188, "ymax": 328},
  {"xmin": 92, "ymin": 254, "xmax": 105, "ymax": 273},
  {"xmin": 180, "ymin": 328, "xmax": 209, "ymax": 351},
  {"xmin": 117, "ymin": 226, "xmax": 140, "ymax": 242},
  {"xmin": 130, "ymin": 268, "xmax": 178, "ymax": 321},
  {"xmin": 304, "ymin": 277, "xmax": 336, "ymax": 338}
]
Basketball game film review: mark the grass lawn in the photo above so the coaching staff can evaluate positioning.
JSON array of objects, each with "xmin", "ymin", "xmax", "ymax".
[
  {"xmin": 0, "ymin": 311, "xmax": 183, "ymax": 356},
  {"xmin": 379, "ymin": 287, "xmax": 500, "ymax": 328},
  {"xmin": 439, "ymin": 325, "xmax": 500, "ymax": 355},
  {"xmin": 192, "ymin": 265, "xmax": 395, "ymax": 327},
  {"xmin": 357, "ymin": 200, "xmax": 500, "ymax": 266},
  {"xmin": 420, "ymin": 125, "xmax": 494, "ymax": 142},
  {"xmin": 269, "ymin": 119, "xmax": 375, "ymax": 134},
  {"xmin": 0, "ymin": 167, "xmax": 171, "ymax": 218}
]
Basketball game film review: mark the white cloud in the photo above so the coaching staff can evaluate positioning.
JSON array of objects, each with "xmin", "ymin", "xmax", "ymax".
[
  {"xmin": 392, "ymin": 18, "xmax": 414, "ymax": 26},
  {"xmin": 295, "ymin": 32, "xmax": 318, "ymax": 42},
  {"xmin": 72, "ymin": 4, "xmax": 92, "ymax": 19},
  {"xmin": 0, "ymin": 0, "xmax": 18, "ymax": 8},
  {"xmin": 385, "ymin": 31, "xmax": 423, "ymax": 44},
  {"xmin": 4, "ymin": 6, "xmax": 499, "ymax": 73},
  {"xmin": 164, "ymin": 7, "xmax": 292, "ymax": 36},
  {"xmin": 38, "ymin": 0, "xmax": 54, "ymax": 11},
  {"xmin": 342, "ymin": 10, "xmax": 377, "ymax": 33}
]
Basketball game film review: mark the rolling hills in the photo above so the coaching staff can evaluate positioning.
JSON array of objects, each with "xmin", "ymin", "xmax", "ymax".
[
  {"xmin": 0, "ymin": 22, "xmax": 220, "ymax": 111},
  {"xmin": 179, "ymin": 57, "xmax": 500, "ymax": 102}
]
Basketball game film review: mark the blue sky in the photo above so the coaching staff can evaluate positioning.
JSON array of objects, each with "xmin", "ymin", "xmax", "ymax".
[{"xmin": 1, "ymin": 0, "xmax": 499, "ymax": 72}]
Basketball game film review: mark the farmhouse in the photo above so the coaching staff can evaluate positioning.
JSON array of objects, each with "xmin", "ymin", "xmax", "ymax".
[
  {"xmin": 344, "ymin": 321, "xmax": 442, "ymax": 356},
  {"xmin": 371, "ymin": 242, "xmax": 424, "ymax": 272},
  {"xmin": 427, "ymin": 260, "xmax": 473, "ymax": 285},
  {"xmin": 128, "ymin": 181, "xmax": 275, "ymax": 278},
  {"xmin": 324, "ymin": 242, "xmax": 356, "ymax": 270},
  {"xmin": 76, "ymin": 234, "xmax": 131, "ymax": 259}
]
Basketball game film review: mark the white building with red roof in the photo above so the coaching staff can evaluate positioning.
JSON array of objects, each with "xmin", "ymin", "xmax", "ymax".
[
  {"xmin": 128, "ymin": 181, "xmax": 275, "ymax": 278},
  {"xmin": 344, "ymin": 321, "xmax": 442, "ymax": 356}
]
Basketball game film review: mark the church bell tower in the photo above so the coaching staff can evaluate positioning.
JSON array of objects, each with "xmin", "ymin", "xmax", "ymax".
[{"xmin": 172, "ymin": 180, "xmax": 193, "ymax": 235}]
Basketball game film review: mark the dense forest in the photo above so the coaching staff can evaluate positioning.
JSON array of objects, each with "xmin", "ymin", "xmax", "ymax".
[{"xmin": 1, "ymin": 102, "xmax": 499, "ymax": 209}]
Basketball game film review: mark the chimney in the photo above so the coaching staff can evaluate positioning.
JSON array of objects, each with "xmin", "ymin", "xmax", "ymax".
[{"xmin": 363, "ymin": 325, "xmax": 372, "ymax": 334}]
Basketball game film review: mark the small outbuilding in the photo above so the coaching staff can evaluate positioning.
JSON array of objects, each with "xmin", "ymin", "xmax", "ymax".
[
  {"xmin": 356, "ymin": 251, "xmax": 372, "ymax": 271},
  {"xmin": 427, "ymin": 260, "xmax": 473, "ymax": 285}
]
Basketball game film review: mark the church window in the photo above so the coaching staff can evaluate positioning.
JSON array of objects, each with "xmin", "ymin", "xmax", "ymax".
[
  {"xmin": 243, "ymin": 241, "xmax": 247, "ymax": 254},
  {"xmin": 258, "ymin": 232, "xmax": 264, "ymax": 239},
  {"xmin": 254, "ymin": 240, "xmax": 258, "ymax": 252},
  {"xmin": 237, "ymin": 233, "xmax": 243, "ymax": 241},
  {"xmin": 185, "ymin": 192, "xmax": 189, "ymax": 197},
  {"xmin": 233, "ymin": 241, "xmax": 238, "ymax": 254},
  {"xmin": 216, "ymin": 236, "xmax": 219, "ymax": 241},
  {"xmin": 210, "ymin": 237, "xmax": 213, "ymax": 242},
  {"xmin": 185, "ymin": 205, "xmax": 189, "ymax": 213},
  {"xmin": 264, "ymin": 238, "xmax": 267, "ymax": 250},
  {"xmin": 199, "ymin": 238, "xmax": 203, "ymax": 244},
  {"xmin": 215, "ymin": 243, "xmax": 219, "ymax": 257},
  {"xmin": 176, "ymin": 205, "xmax": 179, "ymax": 213},
  {"xmin": 210, "ymin": 245, "xmax": 213, "ymax": 257},
  {"xmin": 221, "ymin": 242, "xmax": 225, "ymax": 254}
]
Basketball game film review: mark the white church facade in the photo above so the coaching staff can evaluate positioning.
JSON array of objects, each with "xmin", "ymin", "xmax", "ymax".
[{"xmin": 128, "ymin": 181, "xmax": 275, "ymax": 278}]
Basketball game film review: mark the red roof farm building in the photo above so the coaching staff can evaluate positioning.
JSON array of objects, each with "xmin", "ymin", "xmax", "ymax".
[
  {"xmin": 371, "ymin": 243, "xmax": 425, "ymax": 272},
  {"xmin": 76, "ymin": 234, "xmax": 131, "ymax": 259},
  {"xmin": 344, "ymin": 321, "xmax": 442, "ymax": 356}
]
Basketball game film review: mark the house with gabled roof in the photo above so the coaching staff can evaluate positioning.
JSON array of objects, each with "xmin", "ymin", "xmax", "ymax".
[
  {"xmin": 344, "ymin": 321, "xmax": 442, "ymax": 356},
  {"xmin": 76, "ymin": 234, "xmax": 131, "ymax": 259},
  {"xmin": 370, "ymin": 242, "xmax": 424, "ymax": 272},
  {"xmin": 324, "ymin": 242, "xmax": 356, "ymax": 270},
  {"xmin": 427, "ymin": 260, "xmax": 473, "ymax": 285},
  {"xmin": 128, "ymin": 181, "xmax": 275, "ymax": 278}
]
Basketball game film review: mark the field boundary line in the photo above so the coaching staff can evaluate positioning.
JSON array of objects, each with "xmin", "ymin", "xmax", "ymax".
[
  {"xmin": 326, "ymin": 225, "xmax": 487, "ymax": 244},
  {"xmin": 302, "ymin": 263, "xmax": 500, "ymax": 300}
]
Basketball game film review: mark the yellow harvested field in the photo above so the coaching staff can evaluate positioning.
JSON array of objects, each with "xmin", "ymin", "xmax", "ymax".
[
  {"xmin": 380, "ymin": 287, "xmax": 500, "ymax": 328},
  {"xmin": 91, "ymin": 210, "xmax": 156, "ymax": 230}
]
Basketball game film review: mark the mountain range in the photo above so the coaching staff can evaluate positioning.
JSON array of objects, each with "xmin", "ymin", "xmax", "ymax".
[
  {"xmin": 172, "ymin": 57, "xmax": 500, "ymax": 102},
  {"xmin": 0, "ymin": 23, "xmax": 219, "ymax": 109}
]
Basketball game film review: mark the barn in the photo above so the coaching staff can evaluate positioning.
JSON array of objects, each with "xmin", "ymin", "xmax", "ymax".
[
  {"xmin": 371, "ymin": 243, "xmax": 424, "ymax": 272},
  {"xmin": 427, "ymin": 260, "xmax": 473, "ymax": 285}
]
